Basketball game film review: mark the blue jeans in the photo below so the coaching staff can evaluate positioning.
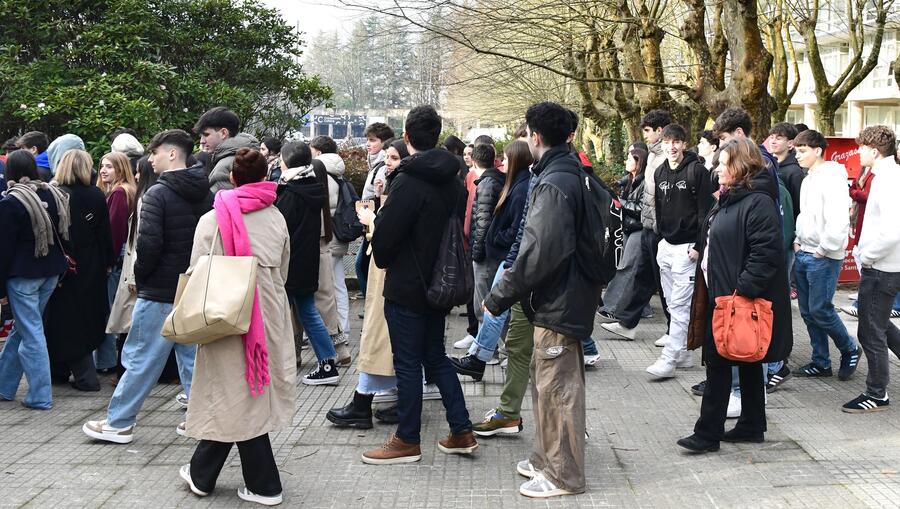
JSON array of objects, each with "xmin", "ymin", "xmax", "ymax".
[
  {"xmin": 357, "ymin": 373, "xmax": 397, "ymax": 395},
  {"xmin": 0, "ymin": 276, "xmax": 59, "ymax": 409},
  {"xmin": 95, "ymin": 267, "xmax": 122, "ymax": 370},
  {"xmin": 384, "ymin": 299, "xmax": 471, "ymax": 443},
  {"xmin": 795, "ymin": 251, "xmax": 856, "ymax": 369},
  {"xmin": 290, "ymin": 293, "xmax": 336, "ymax": 362},
  {"xmin": 355, "ymin": 240, "xmax": 369, "ymax": 297},
  {"xmin": 107, "ymin": 298, "xmax": 196, "ymax": 428}
]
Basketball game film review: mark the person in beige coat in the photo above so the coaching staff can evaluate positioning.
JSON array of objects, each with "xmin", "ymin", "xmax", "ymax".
[{"xmin": 180, "ymin": 149, "xmax": 295, "ymax": 507}]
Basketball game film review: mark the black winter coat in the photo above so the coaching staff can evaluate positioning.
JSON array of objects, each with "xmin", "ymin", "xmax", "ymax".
[
  {"xmin": 690, "ymin": 169, "xmax": 792, "ymax": 366},
  {"xmin": 470, "ymin": 167, "xmax": 504, "ymax": 262},
  {"xmin": 372, "ymin": 149, "xmax": 466, "ymax": 315},
  {"xmin": 44, "ymin": 184, "xmax": 114, "ymax": 362},
  {"xmin": 621, "ymin": 172, "xmax": 645, "ymax": 234},
  {"xmin": 275, "ymin": 167, "xmax": 327, "ymax": 295},
  {"xmin": 134, "ymin": 165, "xmax": 213, "ymax": 302},
  {"xmin": 484, "ymin": 145, "xmax": 601, "ymax": 339},
  {"xmin": 0, "ymin": 188, "xmax": 67, "ymax": 299},
  {"xmin": 485, "ymin": 169, "xmax": 529, "ymax": 263},
  {"xmin": 777, "ymin": 151, "xmax": 805, "ymax": 220}
]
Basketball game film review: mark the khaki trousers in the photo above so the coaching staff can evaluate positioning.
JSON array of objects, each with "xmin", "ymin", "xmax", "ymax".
[{"xmin": 529, "ymin": 326, "xmax": 586, "ymax": 493}]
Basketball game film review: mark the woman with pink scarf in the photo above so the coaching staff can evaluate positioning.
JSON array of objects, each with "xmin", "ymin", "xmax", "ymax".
[{"xmin": 180, "ymin": 148, "xmax": 294, "ymax": 506}]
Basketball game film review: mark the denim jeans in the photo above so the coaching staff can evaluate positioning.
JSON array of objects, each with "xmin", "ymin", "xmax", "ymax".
[
  {"xmin": 106, "ymin": 298, "xmax": 196, "ymax": 428},
  {"xmin": 0, "ymin": 276, "xmax": 59, "ymax": 409},
  {"xmin": 469, "ymin": 264, "xmax": 509, "ymax": 362},
  {"xmin": 290, "ymin": 293, "xmax": 336, "ymax": 362},
  {"xmin": 357, "ymin": 372, "xmax": 397, "ymax": 395},
  {"xmin": 384, "ymin": 299, "xmax": 471, "ymax": 444},
  {"xmin": 473, "ymin": 259, "xmax": 500, "ymax": 323},
  {"xmin": 795, "ymin": 251, "xmax": 857, "ymax": 369},
  {"xmin": 95, "ymin": 267, "xmax": 122, "ymax": 370},
  {"xmin": 355, "ymin": 239, "xmax": 369, "ymax": 297}
]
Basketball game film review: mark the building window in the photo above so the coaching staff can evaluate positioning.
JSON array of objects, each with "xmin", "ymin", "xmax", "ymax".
[{"xmin": 864, "ymin": 106, "xmax": 899, "ymax": 134}]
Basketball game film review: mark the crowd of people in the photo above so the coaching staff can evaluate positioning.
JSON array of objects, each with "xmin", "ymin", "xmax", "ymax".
[{"xmin": 0, "ymin": 100, "xmax": 899, "ymax": 503}]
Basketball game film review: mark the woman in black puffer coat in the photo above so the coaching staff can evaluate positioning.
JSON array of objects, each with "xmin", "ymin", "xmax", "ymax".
[{"xmin": 678, "ymin": 138, "xmax": 791, "ymax": 453}]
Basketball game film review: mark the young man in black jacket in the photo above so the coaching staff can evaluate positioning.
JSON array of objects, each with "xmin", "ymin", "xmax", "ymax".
[
  {"xmin": 646, "ymin": 124, "xmax": 712, "ymax": 379},
  {"xmin": 83, "ymin": 129, "xmax": 212, "ymax": 444},
  {"xmin": 362, "ymin": 105, "xmax": 476, "ymax": 465},
  {"xmin": 484, "ymin": 102, "xmax": 599, "ymax": 498}
]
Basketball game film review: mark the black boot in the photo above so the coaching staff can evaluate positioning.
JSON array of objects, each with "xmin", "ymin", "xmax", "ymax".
[
  {"xmin": 374, "ymin": 404, "xmax": 400, "ymax": 424},
  {"xmin": 449, "ymin": 355, "xmax": 486, "ymax": 381},
  {"xmin": 326, "ymin": 391, "xmax": 374, "ymax": 429}
]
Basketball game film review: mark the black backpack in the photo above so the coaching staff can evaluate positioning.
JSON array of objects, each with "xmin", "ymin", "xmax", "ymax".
[
  {"xmin": 563, "ymin": 166, "xmax": 622, "ymax": 285},
  {"xmin": 410, "ymin": 185, "xmax": 474, "ymax": 310},
  {"xmin": 329, "ymin": 174, "xmax": 365, "ymax": 242}
]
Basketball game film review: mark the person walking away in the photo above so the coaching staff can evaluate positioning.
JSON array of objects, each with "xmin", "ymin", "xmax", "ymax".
[
  {"xmin": 83, "ymin": 129, "xmax": 212, "ymax": 443},
  {"xmin": 179, "ymin": 148, "xmax": 294, "ymax": 506},
  {"xmin": 841, "ymin": 126, "xmax": 900, "ymax": 413},
  {"xmin": 364, "ymin": 105, "xmax": 476, "ymax": 464},
  {"xmin": 0, "ymin": 150, "xmax": 69, "ymax": 409},
  {"xmin": 44, "ymin": 150, "xmax": 115, "ymax": 391},
  {"xmin": 792, "ymin": 129, "xmax": 861, "ymax": 380},
  {"xmin": 676, "ymin": 137, "xmax": 791, "ymax": 452}
]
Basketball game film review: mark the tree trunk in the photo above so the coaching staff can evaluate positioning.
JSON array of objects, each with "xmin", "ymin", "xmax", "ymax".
[{"xmin": 815, "ymin": 102, "xmax": 837, "ymax": 136}]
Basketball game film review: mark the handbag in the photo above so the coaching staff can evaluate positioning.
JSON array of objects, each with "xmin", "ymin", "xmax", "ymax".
[
  {"xmin": 161, "ymin": 228, "xmax": 258, "ymax": 345},
  {"xmin": 711, "ymin": 292, "xmax": 774, "ymax": 362}
]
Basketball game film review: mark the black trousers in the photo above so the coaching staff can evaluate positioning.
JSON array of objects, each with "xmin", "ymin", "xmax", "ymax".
[
  {"xmin": 694, "ymin": 363, "xmax": 766, "ymax": 441},
  {"xmin": 50, "ymin": 353, "xmax": 99, "ymax": 391},
  {"xmin": 617, "ymin": 229, "xmax": 670, "ymax": 329},
  {"xmin": 466, "ymin": 298, "xmax": 478, "ymax": 337},
  {"xmin": 190, "ymin": 433, "xmax": 282, "ymax": 496}
]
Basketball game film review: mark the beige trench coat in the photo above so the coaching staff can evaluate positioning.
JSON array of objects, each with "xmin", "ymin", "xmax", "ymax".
[
  {"xmin": 357, "ymin": 201, "xmax": 394, "ymax": 376},
  {"xmin": 314, "ymin": 239, "xmax": 341, "ymax": 336},
  {"xmin": 185, "ymin": 208, "xmax": 297, "ymax": 443}
]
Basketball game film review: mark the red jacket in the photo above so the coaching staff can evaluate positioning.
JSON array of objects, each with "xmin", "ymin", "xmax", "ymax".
[{"xmin": 848, "ymin": 167, "xmax": 874, "ymax": 249}]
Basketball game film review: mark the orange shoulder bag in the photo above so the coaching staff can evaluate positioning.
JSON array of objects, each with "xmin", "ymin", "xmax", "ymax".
[{"xmin": 711, "ymin": 292, "xmax": 774, "ymax": 362}]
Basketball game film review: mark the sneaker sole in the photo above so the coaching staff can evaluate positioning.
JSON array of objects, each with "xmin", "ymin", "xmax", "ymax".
[
  {"xmin": 453, "ymin": 341, "xmax": 474, "ymax": 349},
  {"xmin": 473, "ymin": 424, "xmax": 522, "ymax": 437},
  {"xmin": 422, "ymin": 393, "xmax": 442, "ymax": 401},
  {"xmin": 176, "ymin": 426, "xmax": 186, "ymax": 437},
  {"xmin": 180, "ymin": 467, "xmax": 209, "ymax": 497},
  {"xmin": 437, "ymin": 443, "xmax": 479, "ymax": 455},
  {"xmin": 601, "ymin": 325, "xmax": 636, "ymax": 341},
  {"xmin": 519, "ymin": 486, "xmax": 575, "ymax": 498},
  {"xmin": 361, "ymin": 453, "xmax": 422, "ymax": 465},
  {"xmin": 646, "ymin": 369, "xmax": 676, "ymax": 379},
  {"xmin": 237, "ymin": 489, "xmax": 282, "ymax": 506},
  {"xmin": 842, "ymin": 406, "xmax": 889, "ymax": 414},
  {"xmin": 517, "ymin": 464, "xmax": 537, "ymax": 478},
  {"xmin": 452, "ymin": 368, "xmax": 484, "ymax": 381},
  {"xmin": 82, "ymin": 423, "xmax": 133, "ymax": 444},
  {"xmin": 325, "ymin": 414, "xmax": 374, "ymax": 429},
  {"xmin": 302, "ymin": 377, "xmax": 340, "ymax": 386}
]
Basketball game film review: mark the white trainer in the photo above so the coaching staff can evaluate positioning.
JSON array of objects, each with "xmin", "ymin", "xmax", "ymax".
[
  {"xmin": 516, "ymin": 459, "xmax": 537, "ymax": 478},
  {"xmin": 676, "ymin": 351, "xmax": 694, "ymax": 369},
  {"xmin": 646, "ymin": 357, "xmax": 676, "ymax": 378},
  {"xmin": 600, "ymin": 322, "xmax": 636, "ymax": 340},
  {"xmin": 727, "ymin": 392, "xmax": 742, "ymax": 419},
  {"xmin": 453, "ymin": 334, "xmax": 476, "ymax": 349},
  {"xmin": 82, "ymin": 419, "xmax": 134, "ymax": 444},
  {"xmin": 237, "ymin": 487, "xmax": 283, "ymax": 506},
  {"xmin": 654, "ymin": 335, "xmax": 670, "ymax": 347},
  {"xmin": 584, "ymin": 353, "xmax": 601, "ymax": 367}
]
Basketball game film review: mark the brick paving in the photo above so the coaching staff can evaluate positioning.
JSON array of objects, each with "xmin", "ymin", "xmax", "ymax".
[{"xmin": 2, "ymin": 289, "xmax": 900, "ymax": 508}]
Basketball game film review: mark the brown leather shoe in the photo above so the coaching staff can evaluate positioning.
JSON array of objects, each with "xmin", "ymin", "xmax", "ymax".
[
  {"xmin": 438, "ymin": 430, "xmax": 478, "ymax": 454},
  {"xmin": 361, "ymin": 434, "xmax": 422, "ymax": 464}
]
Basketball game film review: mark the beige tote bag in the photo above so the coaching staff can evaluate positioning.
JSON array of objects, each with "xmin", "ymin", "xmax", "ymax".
[{"xmin": 162, "ymin": 229, "xmax": 258, "ymax": 344}]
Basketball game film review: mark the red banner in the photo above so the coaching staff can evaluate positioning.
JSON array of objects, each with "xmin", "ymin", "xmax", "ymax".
[{"xmin": 825, "ymin": 137, "xmax": 860, "ymax": 283}]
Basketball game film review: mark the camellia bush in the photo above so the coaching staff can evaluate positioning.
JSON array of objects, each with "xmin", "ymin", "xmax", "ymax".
[{"xmin": 0, "ymin": 0, "xmax": 331, "ymax": 156}]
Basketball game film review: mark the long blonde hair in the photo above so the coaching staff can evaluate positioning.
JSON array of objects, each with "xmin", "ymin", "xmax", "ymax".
[
  {"xmin": 98, "ymin": 151, "xmax": 137, "ymax": 211},
  {"xmin": 54, "ymin": 150, "xmax": 93, "ymax": 186}
]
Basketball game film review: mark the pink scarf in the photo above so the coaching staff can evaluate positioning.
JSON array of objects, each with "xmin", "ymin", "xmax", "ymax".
[{"xmin": 213, "ymin": 181, "xmax": 278, "ymax": 396}]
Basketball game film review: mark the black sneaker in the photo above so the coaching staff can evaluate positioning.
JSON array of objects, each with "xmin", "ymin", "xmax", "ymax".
[
  {"xmin": 449, "ymin": 355, "xmax": 486, "ymax": 381},
  {"xmin": 691, "ymin": 380, "xmax": 707, "ymax": 396},
  {"xmin": 838, "ymin": 346, "xmax": 862, "ymax": 381},
  {"xmin": 766, "ymin": 365, "xmax": 792, "ymax": 393},
  {"xmin": 797, "ymin": 362, "xmax": 832, "ymax": 377},
  {"xmin": 302, "ymin": 359, "xmax": 339, "ymax": 386},
  {"xmin": 596, "ymin": 310, "xmax": 617, "ymax": 323},
  {"xmin": 842, "ymin": 393, "xmax": 889, "ymax": 413}
]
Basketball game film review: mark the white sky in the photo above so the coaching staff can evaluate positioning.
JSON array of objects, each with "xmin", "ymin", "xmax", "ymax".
[{"xmin": 260, "ymin": 0, "xmax": 360, "ymax": 41}]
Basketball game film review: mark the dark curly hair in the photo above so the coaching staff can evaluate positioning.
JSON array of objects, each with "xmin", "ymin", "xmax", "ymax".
[
  {"xmin": 525, "ymin": 102, "xmax": 571, "ymax": 147},
  {"xmin": 856, "ymin": 125, "xmax": 897, "ymax": 157},
  {"xmin": 713, "ymin": 108, "xmax": 753, "ymax": 137},
  {"xmin": 640, "ymin": 109, "xmax": 672, "ymax": 130}
]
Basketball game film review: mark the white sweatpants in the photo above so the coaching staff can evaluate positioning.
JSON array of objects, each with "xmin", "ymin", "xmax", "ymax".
[{"xmin": 656, "ymin": 239, "xmax": 696, "ymax": 362}]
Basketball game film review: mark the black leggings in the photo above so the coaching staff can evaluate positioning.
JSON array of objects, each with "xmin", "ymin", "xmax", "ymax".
[
  {"xmin": 189, "ymin": 433, "xmax": 282, "ymax": 497},
  {"xmin": 694, "ymin": 363, "xmax": 766, "ymax": 441}
]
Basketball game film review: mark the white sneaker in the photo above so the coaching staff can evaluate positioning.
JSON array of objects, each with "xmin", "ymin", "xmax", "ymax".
[
  {"xmin": 175, "ymin": 392, "xmax": 189, "ymax": 407},
  {"xmin": 373, "ymin": 387, "xmax": 398, "ymax": 403},
  {"xmin": 422, "ymin": 383, "xmax": 442, "ymax": 400},
  {"xmin": 176, "ymin": 422, "xmax": 187, "ymax": 437},
  {"xmin": 180, "ymin": 464, "xmax": 209, "ymax": 497},
  {"xmin": 654, "ymin": 335, "xmax": 670, "ymax": 347},
  {"xmin": 600, "ymin": 322, "xmax": 636, "ymax": 340},
  {"xmin": 676, "ymin": 351, "xmax": 694, "ymax": 369},
  {"xmin": 519, "ymin": 472, "xmax": 575, "ymax": 498},
  {"xmin": 849, "ymin": 293, "xmax": 858, "ymax": 300},
  {"xmin": 584, "ymin": 353, "xmax": 601, "ymax": 367},
  {"xmin": 237, "ymin": 487, "xmax": 283, "ymax": 506},
  {"xmin": 727, "ymin": 393, "xmax": 741, "ymax": 419},
  {"xmin": 454, "ymin": 334, "xmax": 476, "ymax": 349},
  {"xmin": 82, "ymin": 419, "xmax": 134, "ymax": 444},
  {"xmin": 516, "ymin": 459, "xmax": 537, "ymax": 478},
  {"xmin": 646, "ymin": 357, "xmax": 676, "ymax": 378}
]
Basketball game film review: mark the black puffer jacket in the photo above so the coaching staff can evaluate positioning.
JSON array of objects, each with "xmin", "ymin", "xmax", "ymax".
[
  {"xmin": 621, "ymin": 172, "xmax": 645, "ymax": 234},
  {"xmin": 484, "ymin": 145, "xmax": 601, "ymax": 339},
  {"xmin": 470, "ymin": 167, "xmax": 504, "ymax": 262},
  {"xmin": 777, "ymin": 151, "xmax": 805, "ymax": 219},
  {"xmin": 372, "ymin": 149, "xmax": 466, "ymax": 315},
  {"xmin": 689, "ymin": 169, "xmax": 792, "ymax": 366},
  {"xmin": 134, "ymin": 165, "xmax": 213, "ymax": 302},
  {"xmin": 275, "ymin": 165, "xmax": 327, "ymax": 295},
  {"xmin": 485, "ymin": 169, "xmax": 529, "ymax": 263}
]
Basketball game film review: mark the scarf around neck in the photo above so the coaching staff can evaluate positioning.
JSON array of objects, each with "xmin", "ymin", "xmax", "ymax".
[
  {"xmin": 213, "ymin": 180, "xmax": 278, "ymax": 396},
  {"xmin": 4, "ymin": 178, "xmax": 71, "ymax": 257}
]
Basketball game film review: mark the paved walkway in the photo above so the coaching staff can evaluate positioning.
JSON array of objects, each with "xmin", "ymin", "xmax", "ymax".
[{"xmin": 1, "ymin": 290, "xmax": 899, "ymax": 508}]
